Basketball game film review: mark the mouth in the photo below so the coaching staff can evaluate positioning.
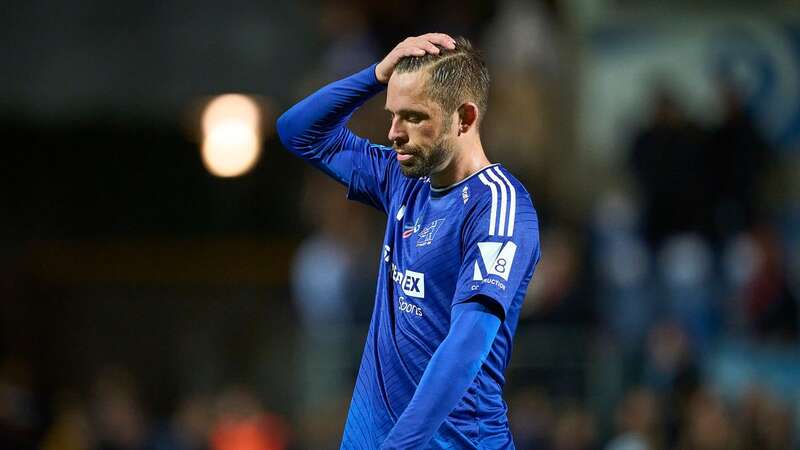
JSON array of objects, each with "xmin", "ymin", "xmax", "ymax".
[
  {"xmin": 395, "ymin": 149, "xmax": 416, "ymax": 162},
  {"xmin": 396, "ymin": 153, "xmax": 414, "ymax": 162}
]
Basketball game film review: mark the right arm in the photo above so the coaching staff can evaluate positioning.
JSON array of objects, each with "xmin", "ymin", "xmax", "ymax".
[
  {"xmin": 275, "ymin": 34, "xmax": 456, "ymax": 211},
  {"xmin": 275, "ymin": 63, "xmax": 385, "ymax": 186}
]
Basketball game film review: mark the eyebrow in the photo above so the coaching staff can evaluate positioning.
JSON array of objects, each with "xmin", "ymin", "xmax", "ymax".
[{"xmin": 384, "ymin": 107, "xmax": 429, "ymax": 118}]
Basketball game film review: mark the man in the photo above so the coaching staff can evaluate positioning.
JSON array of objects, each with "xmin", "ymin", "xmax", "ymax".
[{"xmin": 277, "ymin": 33, "xmax": 541, "ymax": 449}]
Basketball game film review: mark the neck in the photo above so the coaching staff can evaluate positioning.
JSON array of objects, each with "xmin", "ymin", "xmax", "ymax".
[{"xmin": 429, "ymin": 136, "xmax": 490, "ymax": 189}]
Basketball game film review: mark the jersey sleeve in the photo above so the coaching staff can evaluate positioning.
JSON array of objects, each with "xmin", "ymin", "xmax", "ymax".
[
  {"xmin": 451, "ymin": 181, "xmax": 541, "ymax": 320},
  {"xmin": 276, "ymin": 63, "xmax": 400, "ymax": 214},
  {"xmin": 345, "ymin": 142, "xmax": 402, "ymax": 213}
]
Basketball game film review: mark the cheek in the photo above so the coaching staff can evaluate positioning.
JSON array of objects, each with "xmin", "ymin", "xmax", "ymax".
[{"xmin": 415, "ymin": 123, "xmax": 437, "ymax": 141}]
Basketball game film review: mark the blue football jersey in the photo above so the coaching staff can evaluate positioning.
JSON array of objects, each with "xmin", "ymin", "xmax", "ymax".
[
  {"xmin": 276, "ymin": 64, "xmax": 541, "ymax": 450},
  {"xmin": 343, "ymin": 149, "xmax": 540, "ymax": 449}
]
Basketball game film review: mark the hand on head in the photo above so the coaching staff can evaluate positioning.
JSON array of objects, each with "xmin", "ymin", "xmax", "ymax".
[{"xmin": 375, "ymin": 33, "xmax": 456, "ymax": 84}]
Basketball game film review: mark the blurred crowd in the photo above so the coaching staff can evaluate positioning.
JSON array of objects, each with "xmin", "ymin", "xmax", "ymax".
[
  {"xmin": 509, "ymin": 382, "xmax": 796, "ymax": 450},
  {"xmin": 1, "ymin": 361, "xmax": 291, "ymax": 450},
  {"xmin": 502, "ymin": 55, "xmax": 797, "ymax": 450}
]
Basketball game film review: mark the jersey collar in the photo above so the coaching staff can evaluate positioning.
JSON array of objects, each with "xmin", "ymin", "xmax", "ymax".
[{"xmin": 429, "ymin": 163, "xmax": 501, "ymax": 194}]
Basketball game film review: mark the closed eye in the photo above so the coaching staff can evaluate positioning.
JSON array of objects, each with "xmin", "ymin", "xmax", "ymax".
[{"xmin": 385, "ymin": 108, "xmax": 429, "ymax": 124}]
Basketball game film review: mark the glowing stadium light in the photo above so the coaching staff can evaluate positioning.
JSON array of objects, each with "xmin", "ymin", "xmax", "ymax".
[{"xmin": 201, "ymin": 94, "xmax": 262, "ymax": 178}]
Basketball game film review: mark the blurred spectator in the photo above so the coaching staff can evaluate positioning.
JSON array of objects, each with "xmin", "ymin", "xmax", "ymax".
[
  {"xmin": 605, "ymin": 388, "xmax": 663, "ymax": 450},
  {"xmin": 675, "ymin": 388, "xmax": 740, "ymax": 450},
  {"xmin": 658, "ymin": 234, "xmax": 718, "ymax": 354},
  {"xmin": 481, "ymin": 0, "xmax": 565, "ymax": 213},
  {"xmin": 737, "ymin": 226, "xmax": 798, "ymax": 342},
  {"xmin": 483, "ymin": 0, "xmax": 560, "ymax": 75},
  {"xmin": 592, "ymin": 191, "xmax": 654, "ymax": 348},
  {"xmin": 482, "ymin": 70, "xmax": 552, "ymax": 178},
  {"xmin": 292, "ymin": 171, "xmax": 359, "ymax": 328},
  {"xmin": 720, "ymin": 232, "xmax": 761, "ymax": 332},
  {"xmin": 209, "ymin": 386, "xmax": 289, "ymax": 450},
  {"xmin": 89, "ymin": 367, "xmax": 149, "ymax": 450},
  {"xmin": 317, "ymin": 0, "xmax": 379, "ymax": 80},
  {"xmin": 523, "ymin": 228, "xmax": 594, "ymax": 325},
  {"xmin": 0, "ymin": 358, "xmax": 40, "ymax": 449},
  {"xmin": 628, "ymin": 87, "xmax": 712, "ymax": 248},
  {"xmin": 291, "ymin": 171, "xmax": 376, "ymax": 423},
  {"xmin": 642, "ymin": 322, "xmax": 699, "ymax": 395},
  {"xmin": 738, "ymin": 385, "xmax": 794, "ymax": 450},
  {"xmin": 149, "ymin": 394, "xmax": 212, "ymax": 450},
  {"xmin": 294, "ymin": 393, "xmax": 350, "ymax": 450},
  {"xmin": 509, "ymin": 388, "xmax": 555, "ymax": 450},
  {"xmin": 641, "ymin": 322, "xmax": 700, "ymax": 446},
  {"xmin": 706, "ymin": 77, "xmax": 770, "ymax": 241},
  {"xmin": 40, "ymin": 390, "xmax": 93, "ymax": 450},
  {"xmin": 551, "ymin": 403, "xmax": 598, "ymax": 450}
]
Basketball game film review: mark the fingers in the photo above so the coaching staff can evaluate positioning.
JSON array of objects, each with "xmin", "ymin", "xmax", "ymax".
[
  {"xmin": 398, "ymin": 40, "xmax": 436, "ymax": 58},
  {"xmin": 375, "ymin": 33, "xmax": 457, "ymax": 83},
  {"xmin": 420, "ymin": 40, "xmax": 441, "ymax": 54},
  {"xmin": 422, "ymin": 33, "xmax": 457, "ymax": 50},
  {"xmin": 401, "ymin": 33, "xmax": 456, "ymax": 57}
]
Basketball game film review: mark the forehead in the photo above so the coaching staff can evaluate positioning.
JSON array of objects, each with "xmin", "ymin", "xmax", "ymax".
[{"xmin": 385, "ymin": 71, "xmax": 437, "ymax": 112}]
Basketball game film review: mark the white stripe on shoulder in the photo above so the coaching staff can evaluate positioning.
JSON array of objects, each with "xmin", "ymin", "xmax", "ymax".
[
  {"xmin": 494, "ymin": 167, "xmax": 516, "ymax": 237},
  {"xmin": 477, "ymin": 173, "xmax": 497, "ymax": 236},
  {"xmin": 486, "ymin": 169, "xmax": 507, "ymax": 237}
]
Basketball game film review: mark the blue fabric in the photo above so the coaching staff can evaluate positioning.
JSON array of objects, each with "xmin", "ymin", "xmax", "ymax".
[
  {"xmin": 380, "ymin": 299, "xmax": 501, "ymax": 449},
  {"xmin": 277, "ymin": 64, "xmax": 541, "ymax": 449},
  {"xmin": 276, "ymin": 63, "xmax": 393, "ymax": 212}
]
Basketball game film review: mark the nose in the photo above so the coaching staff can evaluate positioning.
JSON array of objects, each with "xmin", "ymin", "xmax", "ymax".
[{"xmin": 388, "ymin": 118, "xmax": 408, "ymax": 147}]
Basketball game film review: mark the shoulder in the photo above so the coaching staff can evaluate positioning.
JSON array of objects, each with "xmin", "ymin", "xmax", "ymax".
[
  {"xmin": 460, "ymin": 166, "xmax": 540, "ymax": 260},
  {"xmin": 464, "ymin": 165, "xmax": 536, "ymax": 228}
]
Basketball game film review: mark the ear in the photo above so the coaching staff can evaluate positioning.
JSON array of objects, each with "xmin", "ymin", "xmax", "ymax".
[{"xmin": 457, "ymin": 102, "xmax": 479, "ymax": 135}]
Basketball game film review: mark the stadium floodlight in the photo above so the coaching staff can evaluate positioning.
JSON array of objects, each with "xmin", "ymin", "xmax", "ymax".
[{"xmin": 201, "ymin": 94, "xmax": 262, "ymax": 177}]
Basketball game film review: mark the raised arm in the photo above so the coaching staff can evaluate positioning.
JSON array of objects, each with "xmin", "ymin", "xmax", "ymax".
[
  {"xmin": 275, "ymin": 64, "xmax": 385, "ymax": 185},
  {"xmin": 275, "ymin": 34, "xmax": 457, "ymax": 190}
]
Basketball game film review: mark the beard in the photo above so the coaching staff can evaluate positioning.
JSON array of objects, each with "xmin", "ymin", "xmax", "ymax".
[{"xmin": 396, "ymin": 126, "xmax": 455, "ymax": 179}]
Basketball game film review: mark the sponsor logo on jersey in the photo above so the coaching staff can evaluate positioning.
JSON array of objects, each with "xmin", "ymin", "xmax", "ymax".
[
  {"xmin": 398, "ymin": 296, "xmax": 424, "ymax": 316},
  {"xmin": 472, "ymin": 241, "xmax": 518, "ymax": 288},
  {"xmin": 396, "ymin": 205, "xmax": 406, "ymax": 221},
  {"xmin": 383, "ymin": 245, "xmax": 391, "ymax": 262},
  {"xmin": 462, "ymin": 185, "xmax": 470, "ymax": 204},
  {"xmin": 402, "ymin": 270, "xmax": 425, "ymax": 298},
  {"xmin": 416, "ymin": 219, "xmax": 445, "ymax": 247},
  {"xmin": 391, "ymin": 264, "xmax": 425, "ymax": 299},
  {"xmin": 402, "ymin": 216, "xmax": 421, "ymax": 238}
]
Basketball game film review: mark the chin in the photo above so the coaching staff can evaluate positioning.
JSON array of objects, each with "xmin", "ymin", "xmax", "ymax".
[{"xmin": 399, "ymin": 164, "xmax": 429, "ymax": 179}]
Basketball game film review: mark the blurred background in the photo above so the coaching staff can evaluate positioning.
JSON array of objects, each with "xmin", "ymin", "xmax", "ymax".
[{"xmin": 2, "ymin": 0, "xmax": 800, "ymax": 449}]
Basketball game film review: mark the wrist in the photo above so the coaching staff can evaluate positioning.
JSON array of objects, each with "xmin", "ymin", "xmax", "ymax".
[{"xmin": 374, "ymin": 62, "xmax": 388, "ymax": 84}]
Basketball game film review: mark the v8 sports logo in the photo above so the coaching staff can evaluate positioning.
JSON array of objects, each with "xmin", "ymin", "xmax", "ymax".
[
  {"xmin": 472, "ymin": 241, "xmax": 517, "ymax": 283},
  {"xmin": 391, "ymin": 264, "xmax": 425, "ymax": 299}
]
